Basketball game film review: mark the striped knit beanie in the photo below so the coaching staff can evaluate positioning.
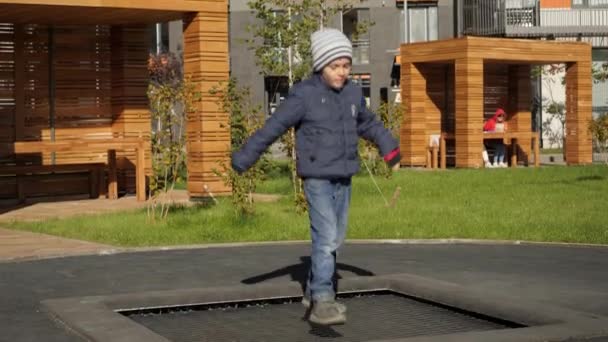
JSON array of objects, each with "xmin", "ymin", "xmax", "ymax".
[{"xmin": 310, "ymin": 28, "xmax": 352, "ymax": 72}]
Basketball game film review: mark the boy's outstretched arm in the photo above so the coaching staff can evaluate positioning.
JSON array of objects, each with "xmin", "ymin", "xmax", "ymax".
[
  {"xmin": 231, "ymin": 90, "xmax": 306, "ymax": 173},
  {"xmin": 357, "ymin": 104, "xmax": 401, "ymax": 168}
]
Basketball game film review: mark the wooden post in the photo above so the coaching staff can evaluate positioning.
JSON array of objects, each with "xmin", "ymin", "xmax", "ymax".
[
  {"xmin": 431, "ymin": 144, "xmax": 439, "ymax": 169},
  {"xmin": 98, "ymin": 167, "xmax": 106, "ymax": 198},
  {"xmin": 107, "ymin": 149, "xmax": 117, "ymax": 199},
  {"xmin": 455, "ymin": 58, "xmax": 484, "ymax": 168},
  {"xmin": 507, "ymin": 65, "xmax": 532, "ymax": 165},
  {"xmin": 401, "ymin": 62, "xmax": 428, "ymax": 166},
  {"xmin": 440, "ymin": 134, "xmax": 447, "ymax": 169},
  {"xmin": 136, "ymin": 143, "xmax": 146, "ymax": 202},
  {"xmin": 534, "ymin": 134, "xmax": 540, "ymax": 167},
  {"xmin": 510, "ymin": 138, "xmax": 518, "ymax": 167},
  {"xmin": 17, "ymin": 176, "xmax": 25, "ymax": 203},
  {"xmin": 183, "ymin": 8, "xmax": 231, "ymax": 197},
  {"xmin": 89, "ymin": 168, "xmax": 98, "ymax": 199},
  {"xmin": 565, "ymin": 57, "xmax": 593, "ymax": 165}
]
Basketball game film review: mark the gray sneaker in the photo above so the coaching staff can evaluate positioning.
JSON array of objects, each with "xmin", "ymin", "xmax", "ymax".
[
  {"xmin": 308, "ymin": 300, "xmax": 347, "ymax": 325},
  {"xmin": 302, "ymin": 297, "xmax": 347, "ymax": 314}
]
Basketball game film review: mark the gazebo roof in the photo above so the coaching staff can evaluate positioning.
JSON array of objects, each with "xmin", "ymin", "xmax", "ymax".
[
  {"xmin": 0, "ymin": 0, "xmax": 223, "ymax": 24},
  {"xmin": 401, "ymin": 36, "xmax": 590, "ymax": 65}
]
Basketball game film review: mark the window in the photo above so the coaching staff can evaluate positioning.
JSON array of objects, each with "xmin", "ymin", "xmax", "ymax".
[
  {"xmin": 400, "ymin": 5, "xmax": 438, "ymax": 43},
  {"xmin": 573, "ymin": 0, "xmax": 608, "ymax": 7},
  {"xmin": 342, "ymin": 9, "xmax": 370, "ymax": 65},
  {"xmin": 350, "ymin": 74, "xmax": 371, "ymax": 107},
  {"xmin": 265, "ymin": 76, "xmax": 289, "ymax": 118}
]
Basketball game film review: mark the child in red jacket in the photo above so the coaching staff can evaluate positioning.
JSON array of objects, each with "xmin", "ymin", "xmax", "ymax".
[{"xmin": 483, "ymin": 108, "xmax": 507, "ymax": 168}]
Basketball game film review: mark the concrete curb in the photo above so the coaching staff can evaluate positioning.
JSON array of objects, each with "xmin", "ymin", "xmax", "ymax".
[{"xmin": 2, "ymin": 237, "xmax": 607, "ymax": 264}]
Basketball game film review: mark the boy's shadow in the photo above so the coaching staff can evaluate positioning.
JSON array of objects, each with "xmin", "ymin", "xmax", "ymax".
[
  {"xmin": 241, "ymin": 256, "xmax": 375, "ymax": 338},
  {"xmin": 241, "ymin": 256, "xmax": 375, "ymax": 292}
]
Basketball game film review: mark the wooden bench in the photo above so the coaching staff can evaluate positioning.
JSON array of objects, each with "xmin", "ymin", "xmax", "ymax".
[
  {"xmin": 8, "ymin": 138, "xmax": 147, "ymax": 201},
  {"xmin": 0, "ymin": 163, "xmax": 106, "ymax": 203},
  {"xmin": 438, "ymin": 131, "xmax": 540, "ymax": 169}
]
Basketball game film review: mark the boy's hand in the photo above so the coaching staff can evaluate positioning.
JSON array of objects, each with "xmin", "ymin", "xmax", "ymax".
[{"xmin": 384, "ymin": 148, "xmax": 401, "ymax": 172}]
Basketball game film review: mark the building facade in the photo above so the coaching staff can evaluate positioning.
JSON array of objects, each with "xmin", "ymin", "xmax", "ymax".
[
  {"xmin": 155, "ymin": 0, "xmax": 607, "ymax": 150},
  {"xmin": 229, "ymin": 0, "xmax": 442, "ymax": 115}
]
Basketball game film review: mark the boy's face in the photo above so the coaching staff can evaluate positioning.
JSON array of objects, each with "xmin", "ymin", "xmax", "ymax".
[{"xmin": 321, "ymin": 57, "xmax": 352, "ymax": 90}]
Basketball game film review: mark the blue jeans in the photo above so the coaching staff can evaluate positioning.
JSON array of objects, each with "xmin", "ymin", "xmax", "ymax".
[
  {"xmin": 486, "ymin": 141, "xmax": 506, "ymax": 164},
  {"xmin": 493, "ymin": 143, "xmax": 506, "ymax": 164},
  {"xmin": 303, "ymin": 177, "xmax": 352, "ymax": 302}
]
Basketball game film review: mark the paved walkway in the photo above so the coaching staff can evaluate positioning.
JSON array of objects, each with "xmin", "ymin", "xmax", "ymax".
[
  {"xmin": 0, "ymin": 191, "xmax": 190, "ymax": 222},
  {"xmin": 1, "ymin": 242, "xmax": 607, "ymax": 342},
  {"xmin": 0, "ymin": 228, "xmax": 114, "ymax": 262},
  {"xmin": 0, "ymin": 192, "xmax": 189, "ymax": 261},
  {"xmin": 0, "ymin": 191, "xmax": 283, "ymax": 262}
]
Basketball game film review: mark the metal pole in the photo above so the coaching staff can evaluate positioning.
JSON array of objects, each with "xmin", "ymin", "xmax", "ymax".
[
  {"xmin": 456, "ymin": 0, "xmax": 463, "ymax": 37},
  {"xmin": 156, "ymin": 23, "xmax": 162, "ymax": 54},
  {"xmin": 404, "ymin": 0, "xmax": 409, "ymax": 43}
]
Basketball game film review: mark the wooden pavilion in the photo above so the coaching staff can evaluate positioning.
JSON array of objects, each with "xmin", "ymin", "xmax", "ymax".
[
  {"xmin": 399, "ymin": 36, "xmax": 592, "ymax": 168},
  {"xmin": 0, "ymin": 0, "xmax": 229, "ymax": 204}
]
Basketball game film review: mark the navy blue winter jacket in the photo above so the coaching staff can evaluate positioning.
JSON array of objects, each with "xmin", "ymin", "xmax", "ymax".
[{"xmin": 231, "ymin": 73, "xmax": 401, "ymax": 179}]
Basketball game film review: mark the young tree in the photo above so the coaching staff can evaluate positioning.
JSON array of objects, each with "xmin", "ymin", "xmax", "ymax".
[
  {"xmin": 146, "ymin": 52, "xmax": 193, "ymax": 221},
  {"xmin": 212, "ymin": 78, "xmax": 268, "ymax": 216},
  {"xmin": 590, "ymin": 62, "xmax": 608, "ymax": 164},
  {"xmin": 359, "ymin": 101, "xmax": 403, "ymax": 178},
  {"xmin": 589, "ymin": 113, "xmax": 608, "ymax": 165}
]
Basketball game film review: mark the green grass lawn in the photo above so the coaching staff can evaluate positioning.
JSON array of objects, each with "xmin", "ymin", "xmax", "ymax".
[{"xmin": 5, "ymin": 165, "xmax": 608, "ymax": 246}]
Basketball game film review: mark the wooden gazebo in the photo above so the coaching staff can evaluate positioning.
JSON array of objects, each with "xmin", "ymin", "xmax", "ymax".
[
  {"xmin": 399, "ymin": 36, "xmax": 592, "ymax": 168},
  {"xmin": 0, "ymin": 0, "xmax": 229, "ymax": 204}
]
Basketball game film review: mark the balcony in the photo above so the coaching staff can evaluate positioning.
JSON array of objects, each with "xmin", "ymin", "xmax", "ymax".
[{"xmin": 460, "ymin": 0, "xmax": 608, "ymax": 38}]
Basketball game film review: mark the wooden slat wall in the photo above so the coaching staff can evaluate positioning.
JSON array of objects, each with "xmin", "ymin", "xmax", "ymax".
[
  {"xmin": 2, "ymin": 2, "xmax": 232, "ymax": 201},
  {"xmin": 22, "ymin": 24, "xmax": 50, "ymax": 144},
  {"xmin": 0, "ymin": 23, "xmax": 16, "ymax": 198},
  {"xmin": 565, "ymin": 59, "xmax": 593, "ymax": 164},
  {"xmin": 110, "ymin": 25, "xmax": 151, "ymax": 194},
  {"xmin": 400, "ymin": 62, "xmax": 428, "ymax": 166},
  {"xmin": 455, "ymin": 58, "xmax": 484, "ymax": 168},
  {"xmin": 423, "ymin": 64, "xmax": 443, "ymax": 141},
  {"xmin": 0, "ymin": 22, "xmax": 152, "ymax": 200},
  {"xmin": 0, "ymin": 23, "xmax": 15, "ymax": 163},
  {"xmin": 183, "ymin": 2, "xmax": 231, "ymax": 197},
  {"xmin": 403, "ymin": 36, "xmax": 590, "ymax": 65},
  {"xmin": 508, "ymin": 65, "xmax": 532, "ymax": 164},
  {"xmin": 443, "ymin": 64, "xmax": 455, "ymax": 134},
  {"xmin": 0, "ymin": 0, "xmax": 212, "ymax": 12},
  {"xmin": 483, "ymin": 64, "xmax": 508, "ymax": 120},
  {"xmin": 51, "ymin": 25, "xmax": 113, "ymax": 165}
]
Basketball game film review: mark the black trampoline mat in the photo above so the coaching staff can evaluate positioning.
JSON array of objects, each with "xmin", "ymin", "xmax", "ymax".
[{"xmin": 124, "ymin": 291, "xmax": 523, "ymax": 342}]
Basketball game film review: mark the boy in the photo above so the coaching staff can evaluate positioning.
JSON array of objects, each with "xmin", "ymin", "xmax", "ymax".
[{"xmin": 231, "ymin": 28, "xmax": 401, "ymax": 325}]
